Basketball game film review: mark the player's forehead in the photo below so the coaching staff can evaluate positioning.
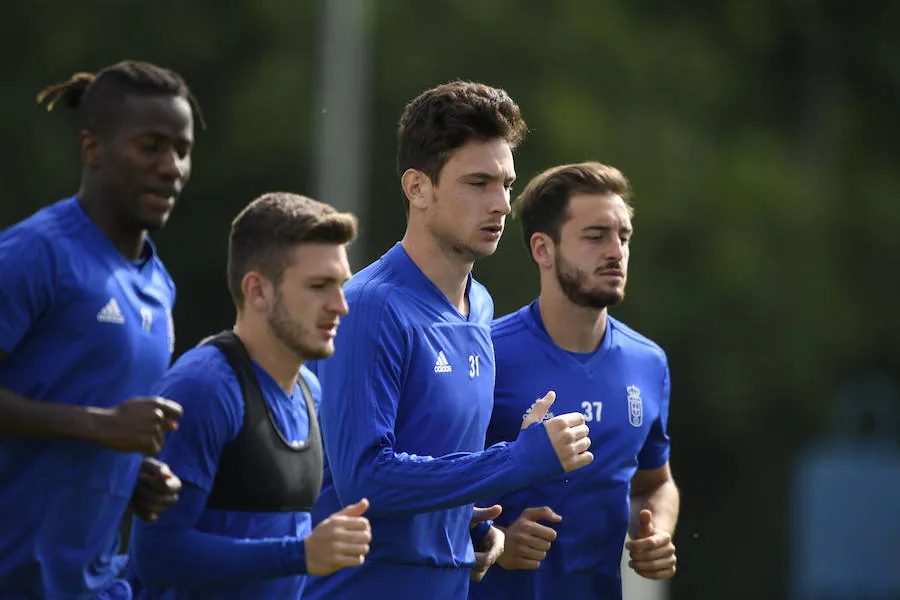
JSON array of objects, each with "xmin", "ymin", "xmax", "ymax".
[
  {"xmin": 441, "ymin": 138, "xmax": 515, "ymax": 181},
  {"xmin": 283, "ymin": 242, "xmax": 351, "ymax": 281},
  {"xmin": 564, "ymin": 193, "xmax": 632, "ymax": 230},
  {"xmin": 114, "ymin": 94, "xmax": 194, "ymax": 141}
]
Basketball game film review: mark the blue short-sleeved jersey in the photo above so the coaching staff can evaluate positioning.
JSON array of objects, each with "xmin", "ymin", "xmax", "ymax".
[
  {"xmin": 0, "ymin": 197, "xmax": 176, "ymax": 599},
  {"xmin": 469, "ymin": 301, "xmax": 671, "ymax": 600}
]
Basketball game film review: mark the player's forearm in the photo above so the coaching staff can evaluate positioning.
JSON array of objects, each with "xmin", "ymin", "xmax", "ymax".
[
  {"xmin": 133, "ymin": 525, "xmax": 307, "ymax": 587},
  {"xmin": 334, "ymin": 424, "xmax": 562, "ymax": 518},
  {"xmin": 629, "ymin": 479, "xmax": 680, "ymax": 538},
  {"xmin": 132, "ymin": 483, "xmax": 307, "ymax": 587},
  {"xmin": 0, "ymin": 386, "xmax": 105, "ymax": 441}
]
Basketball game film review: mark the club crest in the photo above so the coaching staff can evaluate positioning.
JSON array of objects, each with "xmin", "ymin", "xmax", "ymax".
[{"xmin": 627, "ymin": 385, "xmax": 643, "ymax": 427}]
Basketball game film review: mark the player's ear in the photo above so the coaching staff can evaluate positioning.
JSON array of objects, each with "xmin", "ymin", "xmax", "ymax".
[
  {"xmin": 78, "ymin": 130, "xmax": 101, "ymax": 169},
  {"xmin": 401, "ymin": 169, "xmax": 432, "ymax": 212},
  {"xmin": 530, "ymin": 232, "xmax": 554, "ymax": 270},
  {"xmin": 241, "ymin": 271, "xmax": 275, "ymax": 312}
]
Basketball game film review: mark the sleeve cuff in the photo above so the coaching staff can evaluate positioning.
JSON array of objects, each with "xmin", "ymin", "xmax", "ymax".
[
  {"xmin": 470, "ymin": 520, "xmax": 493, "ymax": 548},
  {"xmin": 285, "ymin": 537, "xmax": 308, "ymax": 575},
  {"xmin": 508, "ymin": 423, "xmax": 564, "ymax": 485},
  {"xmin": 637, "ymin": 448, "xmax": 670, "ymax": 471}
]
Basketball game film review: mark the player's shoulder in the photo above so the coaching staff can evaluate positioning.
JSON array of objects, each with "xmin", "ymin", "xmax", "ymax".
[
  {"xmin": 158, "ymin": 343, "xmax": 247, "ymax": 444},
  {"xmin": 491, "ymin": 304, "xmax": 532, "ymax": 341},
  {"xmin": 343, "ymin": 257, "xmax": 414, "ymax": 325},
  {"xmin": 0, "ymin": 197, "xmax": 84, "ymax": 253},
  {"xmin": 345, "ymin": 256, "xmax": 399, "ymax": 304},
  {"xmin": 159, "ymin": 343, "xmax": 240, "ymax": 406},
  {"xmin": 608, "ymin": 316, "xmax": 667, "ymax": 362}
]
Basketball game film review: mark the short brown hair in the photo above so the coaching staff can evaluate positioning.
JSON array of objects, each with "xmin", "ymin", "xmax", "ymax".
[
  {"xmin": 227, "ymin": 192, "xmax": 358, "ymax": 308},
  {"xmin": 396, "ymin": 80, "xmax": 528, "ymax": 212},
  {"xmin": 514, "ymin": 162, "xmax": 632, "ymax": 255}
]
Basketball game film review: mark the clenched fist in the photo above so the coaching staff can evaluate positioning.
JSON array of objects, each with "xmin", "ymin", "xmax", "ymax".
[
  {"xmin": 305, "ymin": 498, "xmax": 372, "ymax": 576},
  {"xmin": 470, "ymin": 505, "xmax": 505, "ymax": 582},
  {"xmin": 88, "ymin": 397, "xmax": 183, "ymax": 455},
  {"xmin": 626, "ymin": 510, "xmax": 677, "ymax": 580},
  {"xmin": 497, "ymin": 506, "xmax": 562, "ymax": 570},
  {"xmin": 130, "ymin": 457, "xmax": 181, "ymax": 522},
  {"xmin": 522, "ymin": 391, "xmax": 593, "ymax": 473}
]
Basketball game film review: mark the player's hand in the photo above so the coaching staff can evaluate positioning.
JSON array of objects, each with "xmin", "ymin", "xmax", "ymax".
[
  {"xmin": 625, "ymin": 509, "xmax": 676, "ymax": 580},
  {"xmin": 89, "ymin": 397, "xmax": 183, "ymax": 455},
  {"xmin": 305, "ymin": 498, "xmax": 372, "ymax": 576},
  {"xmin": 470, "ymin": 505, "xmax": 504, "ymax": 582},
  {"xmin": 130, "ymin": 457, "xmax": 181, "ymax": 522},
  {"xmin": 497, "ymin": 506, "xmax": 562, "ymax": 570},
  {"xmin": 523, "ymin": 391, "xmax": 593, "ymax": 473}
]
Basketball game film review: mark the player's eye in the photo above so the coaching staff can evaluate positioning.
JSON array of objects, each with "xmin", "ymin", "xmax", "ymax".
[
  {"xmin": 175, "ymin": 141, "xmax": 192, "ymax": 160},
  {"xmin": 138, "ymin": 137, "xmax": 159, "ymax": 151}
]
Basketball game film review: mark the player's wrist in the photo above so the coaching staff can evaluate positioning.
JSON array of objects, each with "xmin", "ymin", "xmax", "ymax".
[
  {"xmin": 509, "ymin": 421, "xmax": 564, "ymax": 482},
  {"xmin": 80, "ymin": 405, "xmax": 115, "ymax": 445}
]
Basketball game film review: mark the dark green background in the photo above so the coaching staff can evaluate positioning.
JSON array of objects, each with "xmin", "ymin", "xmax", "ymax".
[{"xmin": 3, "ymin": 2, "xmax": 898, "ymax": 597}]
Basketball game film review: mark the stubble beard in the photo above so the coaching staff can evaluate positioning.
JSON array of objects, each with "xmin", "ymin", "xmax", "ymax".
[
  {"xmin": 555, "ymin": 253, "xmax": 625, "ymax": 309},
  {"xmin": 268, "ymin": 293, "xmax": 333, "ymax": 362}
]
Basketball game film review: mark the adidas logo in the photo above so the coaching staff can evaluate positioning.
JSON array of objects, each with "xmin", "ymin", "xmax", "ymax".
[
  {"xmin": 97, "ymin": 298, "xmax": 125, "ymax": 325},
  {"xmin": 433, "ymin": 350, "xmax": 452, "ymax": 374}
]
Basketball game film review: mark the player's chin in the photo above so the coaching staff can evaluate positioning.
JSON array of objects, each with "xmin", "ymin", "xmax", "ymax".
[
  {"xmin": 138, "ymin": 211, "xmax": 172, "ymax": 233},
  {"xmin": 305, "ymin": 342, "xmax": 335, "ymax": 361},
  {"xmin": 134, "ymin": 195, "xmax": 177, "ymax": 231},
  {"xmin": 471, "ymin": 241, "xmax": 500, "ymax": 260},
  {"xmin": 599, "ymin": 285, "xmax": 625, "ymax": 305}
]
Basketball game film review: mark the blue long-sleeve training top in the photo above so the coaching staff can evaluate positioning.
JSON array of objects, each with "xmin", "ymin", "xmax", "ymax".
[
  {"xmin": 129, "ymin": 345, "xmax": 319, "ymax": 600},
  {"xmin": 305, "ymin": 243, "xmax": 564, "ymax": 600}
]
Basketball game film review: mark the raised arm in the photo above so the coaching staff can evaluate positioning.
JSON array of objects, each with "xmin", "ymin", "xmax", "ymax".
[{"xmin": 320, "ymin": 298, "xmax": 591, "ymax": 518}]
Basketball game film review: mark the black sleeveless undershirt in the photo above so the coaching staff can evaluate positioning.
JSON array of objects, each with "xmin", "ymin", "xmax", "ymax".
[{"xmin": 201, "ymin": 330, "xmax": 323, "ymax": 512}]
